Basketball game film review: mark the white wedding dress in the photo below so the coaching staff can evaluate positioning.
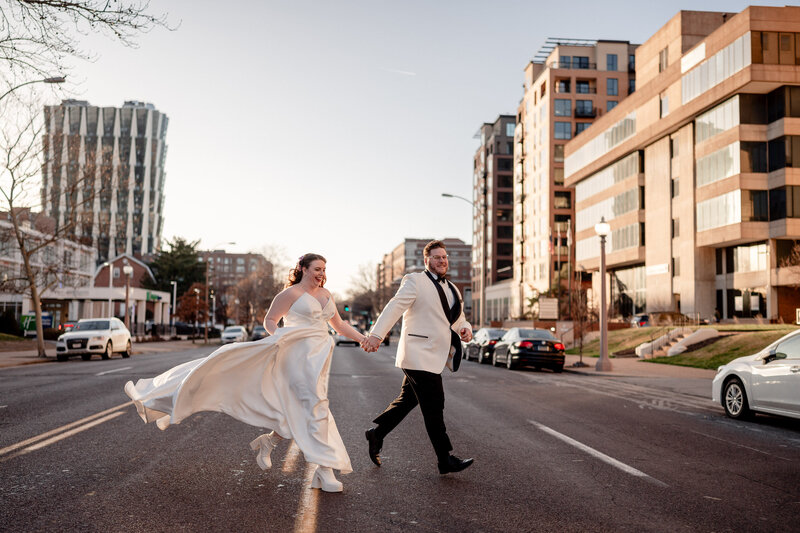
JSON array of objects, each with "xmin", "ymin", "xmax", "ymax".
[{"xmin": 124, "ymin": 292, "xmax": 352, "ymax": 474}]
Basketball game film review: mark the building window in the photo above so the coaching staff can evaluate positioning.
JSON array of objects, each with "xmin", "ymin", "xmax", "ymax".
[
  {"xmin": 554, "ymin": 99, "xmax": 571, "ymax": 117},
  {"xmin": 554, "ymin": 191, "xmax": 571, "ymax": 209},
  {"xmin": 505, "ymin": 122, "xmax": 515, "ymax": 137},
  {"xmin": 554, "ymin": 168, "xmax": 564, "ymax": 185},
  {"xmin": 660, "ymin": 93, "xmax": 669, "ymax": 117},
  {"xmin": 573, "ymin": 56, "xmax": 590, "ymax": 69},
  {"xmin": 575, "ymin": 80, "xmax": 591, "ymax": 94},
  {"xmin": 607, "ymin": 54, "xmax": 618, "ymax": 71},
  {"xmin": 559, "ymin": 55, "xmax": 571, "ymax": 68},
  {"xmin": 575, "ymin": 100, "xmax": 594, "ymax": 117},
  {"xmin": 540, "ymin": 81, "xmax": 546, "ymax": 97},
  {"xmin": 607, "ymin": 101, "xmax": 618, "ymax": 112},
  {"xmin": 113, "ymin": 267, "xmax": 120, "ymax": 278},
  {"xmin": 628, "ymin": 78, "xmax": 636, "ymax": 95},
  {"xmin": 629, "ymin": 54, "xmax": 635, "ymax": 71},
  {"xmin": 671, "ymin": 178, "xmax": 679, "ymax": 198},
  {"xmin": 557, "ymin": 79, "xmax": 570, "ymax": 93},
  {"xmin": 672, "ymin": 257, "xmax": 680, "ymax": 277},
  {"xmin": 658, "ymin": 47, "xmax": 668, "ymax": 72},
  {"xmin": 575, "ymin": 122, "xmax": 591, "ymax": 136},
  {"xmin": 607, "ymin": 78, "xmax": 618, "ymax": 96},
  {"xmin": 554, "ymin": 122, "xmax": 571, "ymax": 140},
  {"xmin": 554, "ymin": 144, "xmax": 564, "ymax": 162},
  {"xmin": 671, "ymin": 218, "xmax": 680, "ymax": 238}
]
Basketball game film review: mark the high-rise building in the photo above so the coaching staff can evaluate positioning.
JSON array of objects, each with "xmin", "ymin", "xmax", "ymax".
[
  {"xmin": 514, "ymin": 38, "xmax": 638, "ymax": 320},
  {"xmin": 565, "ymin": 7, "xmax": 800, "ymax": 323},
  {"xmin": 42, "ymin": 100, "xmax": 169, "ymax": 264},
  {"xmin": 472, "ymin": 116, "xmax": 516, "ymax": 326}
]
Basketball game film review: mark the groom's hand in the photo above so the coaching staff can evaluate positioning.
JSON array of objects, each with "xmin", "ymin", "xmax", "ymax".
[
  {"xmin": 459, "ymin": 328, "xmax": 472, "ymax": 342},
  {"xmin": 362, "ymin": 335, "xmax": 381, "ymax": 353}
]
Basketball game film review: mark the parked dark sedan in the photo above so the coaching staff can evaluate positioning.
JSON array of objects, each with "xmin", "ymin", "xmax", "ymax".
[
  {"xmin": 492, "ymin": 327, "xmax": 565, "ymax": 372},
  {"xmin": 465, "ymin": 328, "xmax": 507, "ymax": 364}
]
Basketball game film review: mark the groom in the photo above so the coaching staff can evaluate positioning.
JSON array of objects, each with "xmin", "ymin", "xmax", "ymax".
[{"xmin": 362, "ymin": 240, "xmax": 474, "ymax": 474}]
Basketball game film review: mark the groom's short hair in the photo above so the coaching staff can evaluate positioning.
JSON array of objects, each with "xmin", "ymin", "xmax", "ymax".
[{"xmin": 423, "ymin": 240, "xmax": 446, "ymax": 258}]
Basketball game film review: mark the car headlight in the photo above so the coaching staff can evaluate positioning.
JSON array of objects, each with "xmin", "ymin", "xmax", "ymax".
[{"xmin": 91, "ymin": 336, "xmax": 105, "ymax": 342}]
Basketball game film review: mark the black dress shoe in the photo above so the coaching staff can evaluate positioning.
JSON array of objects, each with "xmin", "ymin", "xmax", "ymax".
[
  {"xmin": 438, "ymin": 455, "xmax": 474, "ymax": 474},
  {"xmin": 365, "ymin": 428, "xmax": 382, "ymax": 466}
]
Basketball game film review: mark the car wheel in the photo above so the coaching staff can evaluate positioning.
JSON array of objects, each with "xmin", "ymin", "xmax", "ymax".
[
  {"xmin": 506, "ymin": 354, "xmax": 516, "ymax": 370},
  {"xmin": 723, "ymin": 378, "xmax": 752, "ymax": 419},
  {"xmin": 102, "ymin": 342, "xmax": 112, "ymax": 360},
  {"xmin": 81, "ymin": 353, "xmax": 91, "ymax": 361},
  {"xmin": 121, "ymin": 340, "xmax": 132, "ymax": 358},
  {"xmin": 492, "ymin": 352, "xmax": 500, "ymax": 367},
  {"xmin": 57, "ymin": 353, "xmax": 67, "ymax": 362}
]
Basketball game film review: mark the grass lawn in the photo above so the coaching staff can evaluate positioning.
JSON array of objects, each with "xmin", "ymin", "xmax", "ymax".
[
  {"xmin": 567, "ymin": 324, "xmax": 799, "ymax": 370},
  {"xmin": 646, "ymin": 329, "xmax": 794, "ymax": 369},
  {"xmin": 0, "ymin": 333, "xmax": 27, "ymax": 342}
]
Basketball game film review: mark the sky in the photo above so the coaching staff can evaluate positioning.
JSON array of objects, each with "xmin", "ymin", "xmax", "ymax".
[{"xmin": 56, "ymin": 0, "xmax": 789, "ymax": 295}]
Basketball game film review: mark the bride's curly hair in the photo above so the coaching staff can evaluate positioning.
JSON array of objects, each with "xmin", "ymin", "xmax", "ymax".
[{"xmin": 286, "ymin": 253, "xmax": 327, "ymax": 288}]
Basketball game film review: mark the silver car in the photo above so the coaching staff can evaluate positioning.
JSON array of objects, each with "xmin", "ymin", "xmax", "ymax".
[
  {"xmin": 221, "ymin": 325, "xmax": 248, "ymax": 344},
  {"xmin": 712, "ymin": 329, "xmax": 800, "ymax": 420},
  {"xmin": 55, "ymin": 318, "xmax": 132, "ymax": 362}
]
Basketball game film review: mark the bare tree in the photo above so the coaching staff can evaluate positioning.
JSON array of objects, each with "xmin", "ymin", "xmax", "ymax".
[
  {"xmin": 0, "ymin": 0, "xmax": 172, "ymax": 83},
  {"xmin": 234, "ymin": 264, "xmax": 281, "ymax": 331},
  {"xmin": 780, "ymin": 241, "xmax": 800, "ymax": 287},
  {"xmin": 0, "ymin": 103, "xmax": 93, "ymax": 355}
]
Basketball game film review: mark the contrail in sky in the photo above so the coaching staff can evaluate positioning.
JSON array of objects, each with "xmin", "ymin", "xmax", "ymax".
[{"xmin": 380, "ymin": 67, "xmax": 417, "ymax": 76}]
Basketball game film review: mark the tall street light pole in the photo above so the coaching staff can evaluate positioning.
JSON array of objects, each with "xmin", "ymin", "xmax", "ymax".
[
  {"xmin": 103, "ymin": 261, "xmax": 112, "ymax": 317},
  {"xmin": 0, "ymin": 76, "xmax": 66, "ymax": 103},
  {"xmin": 594, "ymin": 217, "xmax": 612, "ymax": 371},
  {"xmin": 123, "ymin": 263, "xmax": 134, "ymax": 331},
  {"xmin": 170, "ymin": 280, "xmax": 177, "ymax": 333},
  {"xmin": 442, "ymin": 192, "xmax": 485, "ymax": 328}
]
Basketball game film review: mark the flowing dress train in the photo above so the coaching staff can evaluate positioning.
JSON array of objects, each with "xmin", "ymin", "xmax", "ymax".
[{"xmin": 124, "ymin": 292, "xmax": 352, "ymax": 473}]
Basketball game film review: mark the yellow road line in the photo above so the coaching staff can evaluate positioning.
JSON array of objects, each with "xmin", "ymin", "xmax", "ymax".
[
  {"xmin": 0, "ymin": 411, "xmax": 126, "ymax": 462},
  {"xmin": 0, "ymin": 401, "xmax": 131, "ymax": 457}
]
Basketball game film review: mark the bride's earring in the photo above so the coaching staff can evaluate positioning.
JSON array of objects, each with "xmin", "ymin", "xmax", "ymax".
[{"xmin": 249, "ymin": 432, "xmax": 281, "ymax": 470}]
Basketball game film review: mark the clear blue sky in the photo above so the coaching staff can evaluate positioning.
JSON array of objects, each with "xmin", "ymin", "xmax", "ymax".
[{"xmin": 61, "ymin": 0, "xmax": 788, "ymax": 295}]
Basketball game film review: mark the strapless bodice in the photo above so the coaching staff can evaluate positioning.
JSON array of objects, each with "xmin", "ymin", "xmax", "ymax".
[{"xmin": 284, "ymin": 292, "xmax": 334, "ymax": 330}]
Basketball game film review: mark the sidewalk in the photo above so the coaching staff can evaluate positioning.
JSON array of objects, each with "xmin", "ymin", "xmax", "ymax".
[{"xmin": 0, "ymin": 339, "xmax": 212, "ymax": 369}]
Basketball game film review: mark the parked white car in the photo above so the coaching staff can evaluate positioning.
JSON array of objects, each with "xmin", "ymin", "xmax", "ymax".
[
  {"xmin": 712, "ymin": 329, "xmax": 800, "ymax": 420},
  {"xmin": 55, "ymin": 318, "xmax": 132, "ymax": 362},
  {"xmin": 221, "ymin": 325, "xmax": 248, "ymax": 344}
]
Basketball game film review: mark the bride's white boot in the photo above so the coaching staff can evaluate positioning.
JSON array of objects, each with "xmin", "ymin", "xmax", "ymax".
[
  {"xmin": 249, "ymin": 432, "xmax": 281, "ymax": 470},
  {"xmin": 310, "ymin": 466, "xmax": 343, "ymax": 493}
]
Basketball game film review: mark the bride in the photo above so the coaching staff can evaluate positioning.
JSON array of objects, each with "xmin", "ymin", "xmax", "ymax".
[{"xmin": 124, "ymin": 253, "xmax": 365, "ymax": 492}]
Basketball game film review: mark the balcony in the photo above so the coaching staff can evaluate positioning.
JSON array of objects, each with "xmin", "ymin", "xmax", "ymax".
[
  {"xmin": 549, "ymin": 61, "xmax": 597, "ymax": 70},
  {"xmin": 574, "ymin": 107, "xmax": 597, "ymax": 118},
  {"xmin": 575, "ymin": 85, "xmax": 596, "ymax": 94}
]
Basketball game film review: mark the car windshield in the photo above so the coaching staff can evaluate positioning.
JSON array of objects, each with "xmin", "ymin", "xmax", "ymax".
[
  {"xmin": 74, "ymin": 320, "xmax": 110, "ymax": 331},
  {"xmin": 488, "ymin": 329, "xmax": 506, "ymax": 338},
  {"xmin": 518, "ymin": 328, "xmax": 556, "ymax": 340},
  {"xmin": 254, "ymin": 326, "xmax": 266, "ymax": 332},
  {"xmin": 224, "ymin": 327, "xmax": 243, "ymax": 333}
]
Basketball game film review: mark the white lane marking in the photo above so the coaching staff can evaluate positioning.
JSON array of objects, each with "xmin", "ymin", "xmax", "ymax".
[
  {"xmin": 0, "ymin": 411, "xmax": 126, "ymax": 462},
  {"xmin": 691, "ymin": 430, "xmax": 792, "ymax": 461},
  {"xmin": 95, "ymin": 366, "xmax": 132, "ymax": 376},
  {"xmin": 529, "ymin": 420, "xmax": 668, "ymax": 487},
  {"xmin": 0, "ymin": 401, "xmax": 131, "ymax": 457}
]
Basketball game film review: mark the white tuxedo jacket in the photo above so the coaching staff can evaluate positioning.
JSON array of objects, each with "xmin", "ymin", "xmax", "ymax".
[{"xmin": 370, "ymin": 272, "xmax": 471, "ymax": 374}]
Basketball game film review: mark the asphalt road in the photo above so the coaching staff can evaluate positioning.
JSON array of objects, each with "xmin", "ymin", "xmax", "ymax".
[{"xmin": 1, "ymin": 343, "xmax": 799, "ymax": 532}]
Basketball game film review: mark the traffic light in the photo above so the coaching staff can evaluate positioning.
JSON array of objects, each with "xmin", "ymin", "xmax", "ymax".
[{"xmin": 344, "ymin": 305, "xmax": 350, "ymax": 312}]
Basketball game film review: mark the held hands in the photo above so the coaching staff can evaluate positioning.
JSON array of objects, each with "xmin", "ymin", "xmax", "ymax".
[
  {"xmin": 361, "ymin": 335, "xmax": 381, "ymax": 353},
  {"xmin": 459, "ymin": 328, "xmax": 472, "ymax": 343}
]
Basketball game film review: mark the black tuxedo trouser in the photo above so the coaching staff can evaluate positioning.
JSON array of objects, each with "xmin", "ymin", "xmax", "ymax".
[{"xmin": 372, "ymin": 368, "xmax": 453, "ymax": 461}]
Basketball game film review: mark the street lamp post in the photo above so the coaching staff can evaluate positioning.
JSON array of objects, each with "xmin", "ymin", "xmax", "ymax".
[
  {"xmin": 210, "ymin": 292, "xmax": 216, "ymax": 331},
  {"xmin": 123, "ymin": 262, "xmax": 134, "ymax": 331},
  {"xmin": 103, "ymin": 261, "xmax": 112, "ymax": 317},
  {"xmin": 442, "ymin": 192, "xmax": 485, "ymax": 328},
  {"xmin": 0, "ymin": 76, "xmax": 66, "ymax": 103},
  {"xmin": 170, "ymin": 280, "xmax": 177, "ymax": 333},
  {"xmin": 193, "ymin": 288, "xmax": 200, "ymax": 343},
  {"xmin": 594, "ymin": 217, "xmax": 612, "ymax": 372}
]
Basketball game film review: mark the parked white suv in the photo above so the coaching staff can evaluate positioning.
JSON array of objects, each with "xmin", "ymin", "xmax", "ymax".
[{"xmin": 55, "ymin": 318, "xmax": 132, "ymax": 362}]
